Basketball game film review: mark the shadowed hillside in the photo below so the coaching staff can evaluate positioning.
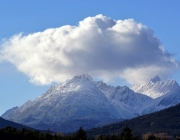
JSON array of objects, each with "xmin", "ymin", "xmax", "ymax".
[
  {"xmin": 87, "ymin": 103, "xmax": 180, "ymax": 137},
  {"xmin": 0, "ymin": 117, "xmax": 35, "ymax": 130}
]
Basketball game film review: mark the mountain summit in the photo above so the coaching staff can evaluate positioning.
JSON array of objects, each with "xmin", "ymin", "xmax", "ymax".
[
  {"xmin": 2, "ymin": 74, "xmax": 180, "ymax": 132},
  {"xmin": 150, "ymin": 75, "xmax": 161, "ymax": 83},
  {"xmin": 131, "ymin": 76, "xmax": 179, "ymax": 99}
]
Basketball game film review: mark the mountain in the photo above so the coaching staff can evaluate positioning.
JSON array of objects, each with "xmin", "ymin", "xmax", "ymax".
[
  {"xmin": 1, "ymin": 75, "xmax": 120, "ymax": 132},
  {"xmin": 86, "ymin": 103, "xmax": 180, "ymax": 137},
  {"xmin": 2, "ymin": 74, "xmax": 180, "ymax": 133},
  {"xmin": 1, "ymin": 74, "xmax": 150, "ymax": 132}
]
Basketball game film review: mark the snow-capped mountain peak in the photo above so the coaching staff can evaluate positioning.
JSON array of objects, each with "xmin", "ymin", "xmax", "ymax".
[
  {"xmin": 149, "ymin": 75, "xmax": 161, "ymax": 83},
  {"xmin": 73, "ymin": 74, "xmax": 93, "ymax": 81},
  {"xmin": 131, "ymin": 76, "xmax": 180, "ymax": 99},
  {"xmin": 47, "ymin": 74, "xmax": 94, "ymax": 93}
]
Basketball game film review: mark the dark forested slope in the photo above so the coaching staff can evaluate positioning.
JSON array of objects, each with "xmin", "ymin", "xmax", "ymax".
[
  {"xmin": 0, "ymin": 117, "xmax": 32, "ymax": 130},
  {"xmin": 87, "ymin": 103, "xmax": 180, "ymax": 137}
]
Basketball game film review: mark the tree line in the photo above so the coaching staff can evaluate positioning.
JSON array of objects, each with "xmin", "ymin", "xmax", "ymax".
[{"xmin": 0, "ymin": 125, "xmax": 179, "ymax": 140}]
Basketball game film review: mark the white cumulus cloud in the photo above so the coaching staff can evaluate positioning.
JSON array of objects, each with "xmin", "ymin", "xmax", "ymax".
[{"xmin": 0, "ymin": 14, "xmax": 178, "ymax": 85}]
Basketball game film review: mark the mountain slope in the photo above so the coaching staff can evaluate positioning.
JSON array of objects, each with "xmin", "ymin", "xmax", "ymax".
[
  {"xmin": 87, "ymin": 103, "xmax": 180, "ymax": 137},
  {"xmin": 96, "ymin": 81, "xmax": 152, "ymax": 119},
  {"xmin": 142, "ymin": 88, "xmax": 180, "ymax": 114}
]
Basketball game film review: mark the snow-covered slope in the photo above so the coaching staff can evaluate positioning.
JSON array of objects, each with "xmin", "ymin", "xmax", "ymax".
[
  {"xmin": 131, "ymin": 76, "xmax": 180, "ymax": 99},
  {"xmin": 142, "ymin": 88, "xmax": 180, "ymax": 115},
  {"xmin": 96, "ymin": 81, "xmax": 152, "ymax": 119}
]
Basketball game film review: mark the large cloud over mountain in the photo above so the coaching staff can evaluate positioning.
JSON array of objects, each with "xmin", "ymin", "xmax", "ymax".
[{"xmin": 0, "ymin": 15, "xmax": 178, "ymax": 85}]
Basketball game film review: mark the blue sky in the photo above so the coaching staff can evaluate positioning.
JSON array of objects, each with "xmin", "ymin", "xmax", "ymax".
[{"xmin": 0, "ymin": 1, "xmax": 180, "ymax": 115}]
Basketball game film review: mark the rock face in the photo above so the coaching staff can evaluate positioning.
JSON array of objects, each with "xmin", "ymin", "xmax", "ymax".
[{"xmin": 2, "ymin": 74, "xmax": 180, "ymax": 132}]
